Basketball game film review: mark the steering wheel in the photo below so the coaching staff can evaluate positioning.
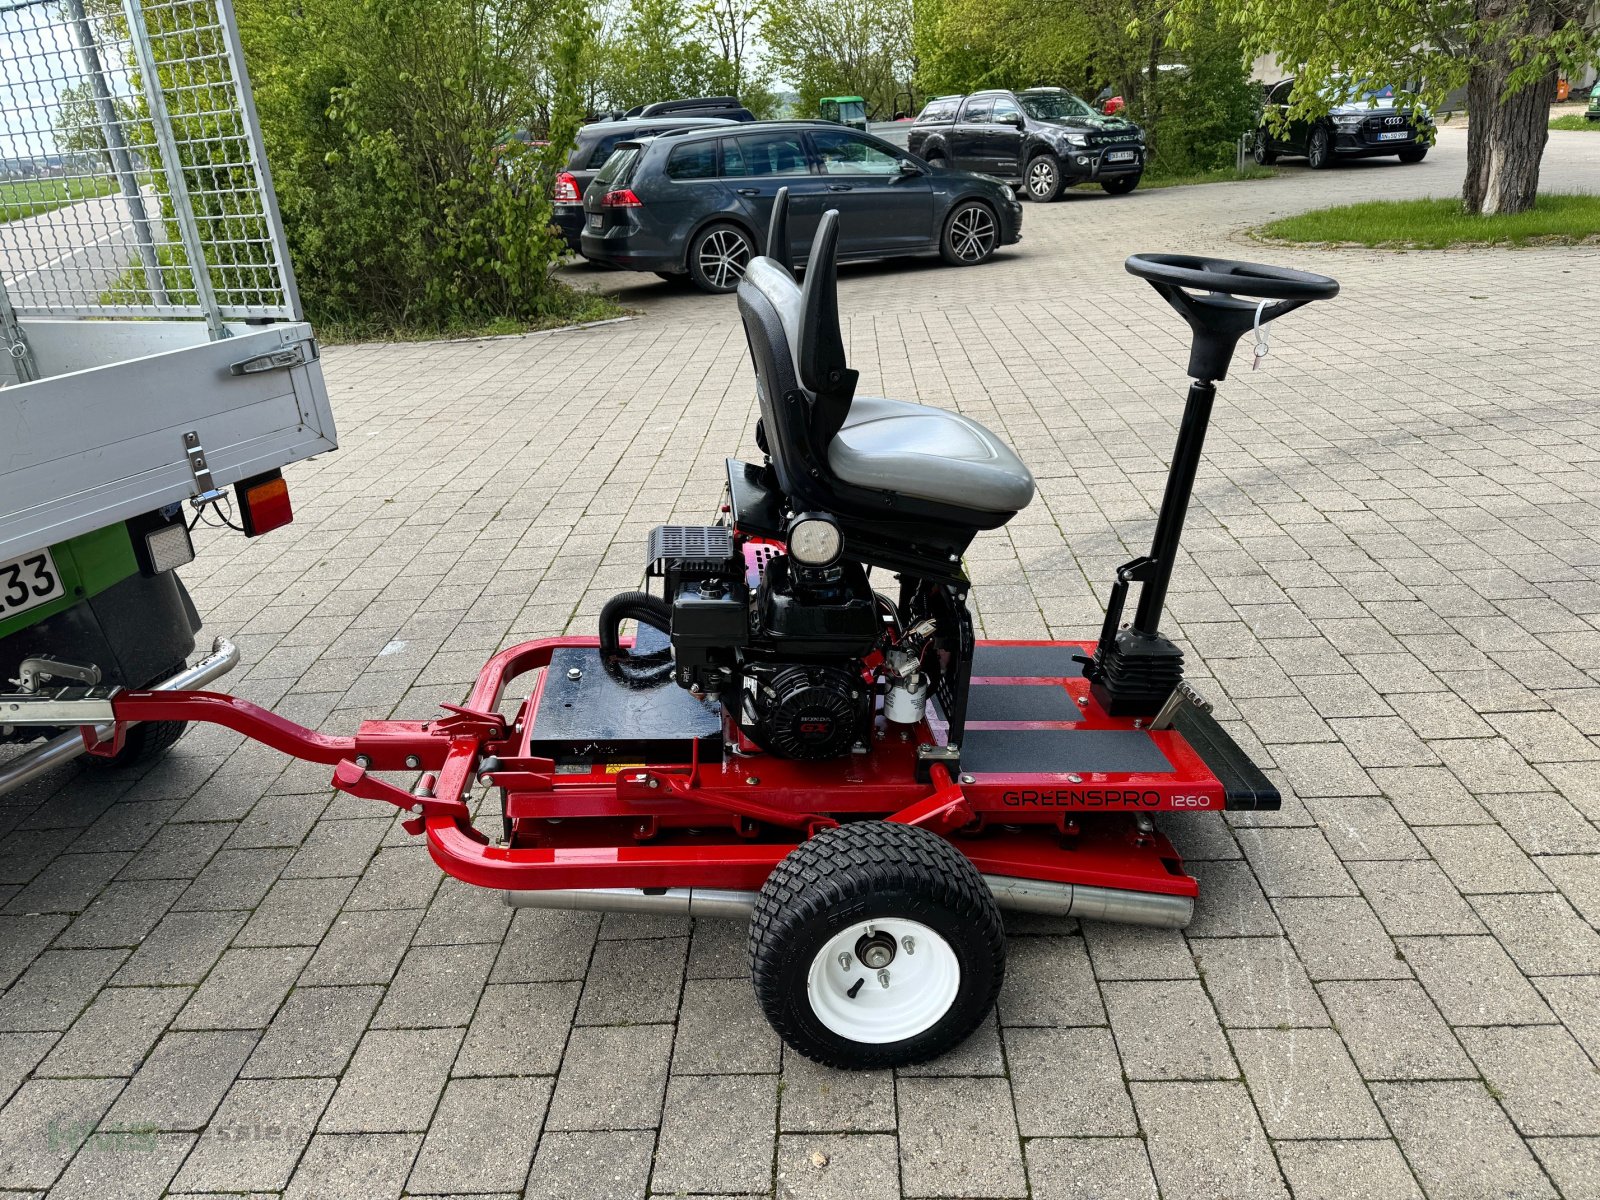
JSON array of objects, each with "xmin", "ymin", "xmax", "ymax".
[
  {"xmin": 1124, "ymin": 252, "xmax": 1339, "ymax": 381},
  {"xmin": 1126, "ymin": 253, "xmax": 1339, "ymax": 301}
]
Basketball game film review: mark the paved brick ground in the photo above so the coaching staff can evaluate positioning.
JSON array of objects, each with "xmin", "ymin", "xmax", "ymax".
[{"xmin": 3, "ymin": 126, "xmax": 1599, "ymax": 1198}]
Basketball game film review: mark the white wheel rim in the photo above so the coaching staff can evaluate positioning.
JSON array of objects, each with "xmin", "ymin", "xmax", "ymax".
[{"xmin": 806, "ymin": 918, "xmax": 959, "ymax": 1044}]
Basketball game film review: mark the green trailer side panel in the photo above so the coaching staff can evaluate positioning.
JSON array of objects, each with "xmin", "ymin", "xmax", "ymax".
[{"xmin": 0, "ymin": 524, "xmax": 139, "ymax": 640}]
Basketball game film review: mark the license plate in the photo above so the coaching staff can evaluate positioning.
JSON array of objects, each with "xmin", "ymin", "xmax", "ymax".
[
  {"xmin": 588, "ymin": 213, "xmax": 602, "ymax": 228},
  {"xmin": 0, "ymin": 549, "xmax": 64, "ymax": 622},
  {"xmin": 1107, "ymin": 150, "xmax": 1136, "ymax": 162},
  {"xmin": 1377, "ymin": 130, "xmax": 1409, "ymax": 141}
]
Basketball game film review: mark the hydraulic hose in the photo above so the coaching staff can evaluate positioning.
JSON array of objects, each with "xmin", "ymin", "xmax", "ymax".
[{"xmin": 597, "ymin": 591, "xmax": 675, "ymax": 688}]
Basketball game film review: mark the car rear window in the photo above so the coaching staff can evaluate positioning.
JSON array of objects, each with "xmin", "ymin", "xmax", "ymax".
[
  {"xmin": 594, "ymin": 145, "xmax": 642, "ymax": 188},
  {"xmin": 586, "ymin": 129, "xmax": 659, "ymax": 169},
  {"xmin": 917, "ymin": 98, "xmax": 959, "ymax": 123},
  {"xmin": 666, "ymin": 140, "xmax": 719, "ymax": 179},
  {"xmin": 725, "ymin": 132, "xmax": 810, "ymax": 177}
]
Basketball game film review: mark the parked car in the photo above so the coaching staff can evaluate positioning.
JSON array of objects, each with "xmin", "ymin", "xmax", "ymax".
[
  {"xmin": 554, "ymin": 117, "xmax": 738, "ymax": 251},
  {"xmin": 907, "ymin": 87, "xmax": 1146, "ymax": 201},
  {"xmin": 1253, "ymin": 80, "xmax": 1435, "ymax": 168},
  {"xmin": 624, "ymin": 96, "xmax": 757, "ymax": 122},
  {"xmin": 1588, "ymin": 90, "xmax": 1600, "ymax": 120},
  {"xmin": 580, "ymin": 122, "xmax": 1021, "ymax": 293}
]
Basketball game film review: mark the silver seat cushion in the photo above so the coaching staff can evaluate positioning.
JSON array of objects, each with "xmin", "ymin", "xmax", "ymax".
[{"xmin": 828, "ymin": 396, "xmax": 1035, "ymax": 514}]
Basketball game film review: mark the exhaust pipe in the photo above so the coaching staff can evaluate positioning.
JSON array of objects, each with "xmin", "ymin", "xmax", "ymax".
[
  {"xmin": 0, "ymin": 638, "xmax": 240, "ymax": 799},
  {"xmin": 505, "ymin": 872, "xmax": 1193, "ymax": 929}
]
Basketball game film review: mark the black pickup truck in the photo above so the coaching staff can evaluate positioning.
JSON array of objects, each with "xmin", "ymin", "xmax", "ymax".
[{"xmin": 907, "ymin": 87, "xmax": 1146, "ymax": 201}]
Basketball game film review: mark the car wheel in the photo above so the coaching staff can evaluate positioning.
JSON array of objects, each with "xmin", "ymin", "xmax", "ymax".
[
  {"xmin": 1307, "ymin": 126, "xmax": 1333, "ymax": 169},
  {"xmin": 1023, "ymin": 152, "xmax": 1063, "ymax": 201},
  {"xmin": 687, "ymin": 223, "xmax": 755, "ymax": 294},
  {"xmin": 939, "ymin": 200, "xmax": 999, "ymax": 266},
  {"xmin": 749, "ymin": 822, "xmax": 1005, "ymax": 1069},
  {"xmin": 1397, "ymin": 147, "xmax": 1428, "ymax": 164},
  {"xmin": 1100, "ymin": 173, "xmax": 1140, "ymax": 195},
  {"xmin": 1252, "ymin": 128, "xmax": 1278, "ymax": 165}
]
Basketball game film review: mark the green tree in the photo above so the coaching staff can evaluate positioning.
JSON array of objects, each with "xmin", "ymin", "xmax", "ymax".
[
  {"xmin": 1210, "ymin": 0, "xmax": 1599, "ymax": 214},
  {"xmin": 764, "ymin": 0, "xmax": 916, "ymax": 119},
  {"xmin": 52, "ymin": 82, "xmax": 138, "ymax": 171}
]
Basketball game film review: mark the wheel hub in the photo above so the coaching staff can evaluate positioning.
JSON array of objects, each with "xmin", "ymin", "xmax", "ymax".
[
  {"xmin": 856, "ymin": 929, "xmax": 897, "ymax": 970},
  {"xmin": 806, "ymin": 918, "xmax": 959, "ymax": 1044}
]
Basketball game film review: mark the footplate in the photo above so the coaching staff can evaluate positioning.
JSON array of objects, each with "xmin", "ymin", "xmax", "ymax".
[{"xmin": 1169, "ymin": 692, "xmax": 1280, "ymax": 811}]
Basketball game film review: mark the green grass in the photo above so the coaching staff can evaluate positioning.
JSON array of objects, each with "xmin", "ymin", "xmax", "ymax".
[
  {"xmin": 1254, "ymin": 193, "xmax": 1600, "ymax": 249},
  {"xmin": 1550, "ymin": 113, "xmax": 1600, "ymax": 132},
  {"xmin": 1140, "ymin": 164, "xmax": 1283, "ymax": 190},
  {"xmin": 0, "ymin": 176, "xmax": 118, "ymax": 223},
  {"xmin": 313, "ymin": 290, "xmax": 629, "ymax": 344}
]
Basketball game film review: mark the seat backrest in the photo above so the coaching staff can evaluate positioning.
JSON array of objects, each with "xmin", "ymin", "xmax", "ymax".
[{"xmin": 736, "ymin": 210, "xmax": 859, "ymax": 505}]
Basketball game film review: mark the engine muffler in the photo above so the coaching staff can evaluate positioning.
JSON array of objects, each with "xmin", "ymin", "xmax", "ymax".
[{"xmin": 504, "ymin": 874, "xmax": 1193, "ymax": 929}]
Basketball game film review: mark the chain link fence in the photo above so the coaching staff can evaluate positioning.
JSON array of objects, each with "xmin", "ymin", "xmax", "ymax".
[{"xmin": 0, "ymin": 0, "xmax": 297, "ymax": 332}]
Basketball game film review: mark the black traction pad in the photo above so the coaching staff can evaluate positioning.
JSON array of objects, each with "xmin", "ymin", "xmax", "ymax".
[
  {"xmin": 961, "ymin": 728, "xmax": 1174, "ymax": 776},
  {"xmin": 966, "ymin": 682, "xmax": 1081, "ymax": 724},
  {"xmin": 972, "ymin": 644, "xmax": 1087, "ymax": 679}
]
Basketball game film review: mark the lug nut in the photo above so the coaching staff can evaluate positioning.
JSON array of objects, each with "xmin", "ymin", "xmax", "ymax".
[
  {"xmin": 839, "ymin": 952, "xmax": 853, "ymax": 970},
  {"xmin": 877, "ymin": 969, "xmax": 891, "ymax": 989}
]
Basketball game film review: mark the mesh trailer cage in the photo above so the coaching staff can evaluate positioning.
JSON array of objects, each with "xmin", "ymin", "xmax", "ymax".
[{"xmin": 0, "ymin": 0, "xmax": 298, "ymax": 336}]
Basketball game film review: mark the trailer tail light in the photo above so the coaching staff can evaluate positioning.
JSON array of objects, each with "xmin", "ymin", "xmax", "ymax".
[
  {"xmin": 553, "ymin": 172, "xmax": 581, "ymax": 202},
  {"xmin": 237, "ymin": 470, "xmax": 293, "ymax": 537},
  {"xmin": 601, "ymin": 188, "xmax": 643, "ymax": 208}
]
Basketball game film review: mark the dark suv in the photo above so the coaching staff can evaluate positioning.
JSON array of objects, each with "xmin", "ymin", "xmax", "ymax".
[
  {"xmin": 580, "ymin": 122, "xmax": 1022, "ymax": 293},
  {"xmin": 554, "ymin": 117, "xmax": 737, "ymax": 251},
  {"xmin": 1253, "ymin": 80, "xmax": 1435, "ymax": 169},
  {"xmin": 907, "ymin": 88, "xmax": 1146, "ymax": 201}
]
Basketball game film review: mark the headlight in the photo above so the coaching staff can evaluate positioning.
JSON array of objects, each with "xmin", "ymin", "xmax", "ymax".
[
  {"xmin": 1061, "ymin": 132, "xmax": 1087, "ymax": 148},
  {"xmin": 787, "ymin": 514, "xmax": 842, "ymax": 567},
  {"xmin": 1331, "ymin": 113, "xmax": 1365, "ymax": 128}
]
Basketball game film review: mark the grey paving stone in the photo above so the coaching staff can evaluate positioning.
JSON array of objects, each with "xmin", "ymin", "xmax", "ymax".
[
  {"xmin": 776, "ymin": 1133, "xmax": 899, "ymax": 1200},
  {"xmin": 53, "ymin": 878, "xmax": 186, "ymax": 948},
  {"xmin": 1417, "ymin": 825, "xmax": 1554, "ymax": 894},
  {"xmin": 1184, "ymin": 860, "xmax": 1280, "ymax": 937},
  {"xmin": 0, "ymin": 1077, "xmax": 121, "ymax": 1190},
  {"xmin": 37, "ymin": 985, "xmax": 188, "ymax": 1076},
  {"xmin": 895, "ymin": 1008, "xmax": 1005, "ymax": 1077},
  {"xmin": 574, "ymin": 935, "xmax": 687, "ymax": 1025},
  {"xmin": 118, "ymin": 822, "xmax": 229, "ymax": 881},
  {"xmin": 599, "ymin": 910, "xmax": 691, "ymax": 940},
  {"xmin": 408, "ymin": 1075, "xmax": 549, "ymax": 1194},
  {"xmin": 545, "ymin": 1024, "xmax": 672, "ymax": 1131},
  {"xmin": 1531, "ymin": 1137, "xmax": 1600, "ymax": 1200},
  {"xmin": 234, "ymin": 876, "xmax": 355, "ymax": 947},
  {"xmin": 1274, "ymin": 1139, "xmax": 1424, "ymax": 1200},
  {"xmin": 1470, "ymin": 891, "xmax": 1600, "ymax": 975},
  {"xmin": 283, "ymin": 1131, "xmax": 420, "ymax": 1200},
  {"xmin": 1458, "ymin": 1025, "xmax": 1600, "ymax": 1136},
  {"xmin": 169, "ymin": 1076, "xmax": 336, "ymax": 1193},
  {"xmin": 778, "ymin": 1052, "xmax": 895, "ymax": 1133},
  {"xmin": 46, "ymin": 1129, "xmax": 194, "ymax": 1200},
  {"xmin": 490, "ymin": 907, "xmax": 600, "ymax": 983},
  {"xmin": 454, "ymin": 980, "xmax": 580, "ymax": 1077},
  {"xmin": 1158, "ymin": 811, "xmax": 1241, "ymax": 861},
  {"xmin": 524, "ymin": 1129, "xmax": 654, "ymax": 1200},
  {"xmin": 281, "ymin": 817, "xmax": 388, "ymax": 879},
  {"xmin": 173, "ymin": 946, "xmax": 311, "ymax": 1030},
  {"xmin": 298, "ymin": 907, "xmax": 421, "ymax": 985},
  {"xmin": 1230, "ymin": 1027, "xmax": 1387, "ymax": 1138},
  {"xmin": 173, "ymin": 846, "xmax": 293, "ymax": 910},
  {"xmin": 318, "ymin": 1027, "xmax": 461, "ymax": 1132},
  {"xmin": 1081, "ymin": 921, "xmax": 1196, "ymax": 980},
  {"xmin": 103, "ymin": 1030, "xmax": 258, "ymax": 1131},
  {"xmin": 343, "ymin": 846, "xmax": 441, "ymax": 910},
  {"xmin": 1399, "ymin": 935, "xmax": 1556, "ymax": 1026},
  {"xmin": 241, "ymin": 985, "xmax": 382, "ymax": 1078},
  {"xmin": 1539, "ymin": 853, "xmax": 1600, "ymax": 926},
  {"xmin": 0, "ymin": 949, "xmax": 128, "ymax": 1032},
  {"xmin": 1191, "ymin": 936, "xmax": 1329, "ymax": 1027},
  {"xmin": 1371, "ymin": 766, "xmax": 1492, "ymax": 826},
  {"xmin": 1131, "ymin": 1080, "xmax": 1288, "ymax": 1200},
  {"xmin": 1536, "ymin": 974, "xmax": 1600, "ymax": 1063},
  {"xmin": 1274, "ymin": 896, "xmax": 1409, "ymax": 980},
  {"xmin": 0, "ymin": 1032, "xmax": 57, "ymax": 1107},
  {"xmin": 672, "ymin": 976, "xmax": 781, "ymax": 1074},
  {"xmin": 0, "ymin": 913, "xmax": 70, "ymax": 991},
  {"xmin": 6, "ymin": 851, "xmax": 129, "ymax": 914},
  {"xmin": 1103, "ymin": 980, "xmax": 1235, "ymax": 1080},
  {"xmin": 370, "ymin": 942, "xmax": 497, "ymax": 1028},
  {"xmin": 895, "ymin": 1074, "xmax": 1027, "ymax": 1198},
  {"xmin": 687, "ymin": 915, "xmax": 748, "ymax": 979},
  {"xmin": 651, "ymin": 1073, "xmax": 776, "ymax": 1197},
  {"xmin": 996, "ymin": 936, "xmax": 1103, "ymax": 1027},
  {"xmin": 413, "ymin": 874, "xmax": 515, "ymax": 944},
  {"xmin": 1004, "ymin": 1026, "xmax": 1137, "ymax": 1136},
  {"xmin": 1373, "ymin": 1081, "xmax": 1555, "ymax": 1200},
  {"xmin": 1304, "ymin": 795, "xmax": 1428, "ymax": 860},
  {"xmin": 1347, "ymin": 859, "xmax": 1486, "ymax": 935},
  {"xmin": 1318, "ymin": 979, "xmax": 1473, "ymax": 1080},
  {"xmin": 1237, "ymin": 827, "xmax": 1358, "ymax": 896},
  {"xmin": 1023, "ymin": 1137, "xmax": 1158, "ymax": 1200},
  {"xmin": 111, "ymin": 909, "xmax": 246, "ymax": 986},
  {"xmin": 1479, "ymin": 790, "xmax": 1600, "ymax": 855}
]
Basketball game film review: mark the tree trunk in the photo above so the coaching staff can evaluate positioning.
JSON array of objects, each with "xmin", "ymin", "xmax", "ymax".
[{"xmin": 1462, "ymin": 0, "xmax": 1556, "ymax": 215}]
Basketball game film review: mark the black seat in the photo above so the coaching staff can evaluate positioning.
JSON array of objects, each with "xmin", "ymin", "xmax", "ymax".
[{"xmin": 735, "ymin": 212, "xmax": 1034, "ymax": 540}]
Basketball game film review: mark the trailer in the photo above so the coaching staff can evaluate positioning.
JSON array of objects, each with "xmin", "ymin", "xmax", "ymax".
[{"xmin": 0, "ymin": 0, "xmax": 335, "ymax": 789}]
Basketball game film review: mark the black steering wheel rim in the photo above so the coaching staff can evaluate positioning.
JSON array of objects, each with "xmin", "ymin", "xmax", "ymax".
[{"xmin": 1126, "ymin": 253, "xmax": 1339, "ymax": 302}]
